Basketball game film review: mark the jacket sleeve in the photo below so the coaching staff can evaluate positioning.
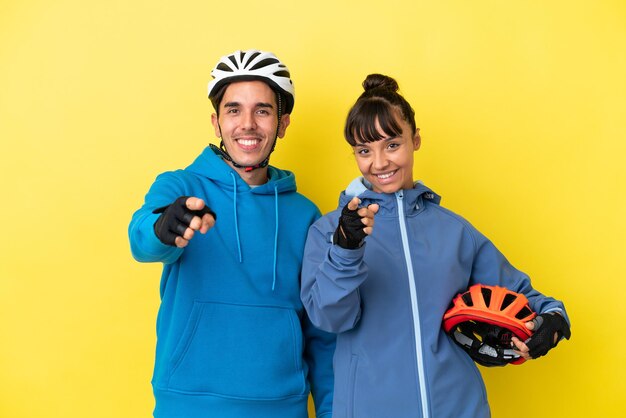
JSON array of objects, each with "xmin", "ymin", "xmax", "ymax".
[
  {"xmin": 468, "ymin": 224, "xmax": 571, "ymax": 327},
  {"xmin": 128, "ymin": 171, "xmax": 185, "ymax": 264},
  {"xmin": 301, "ymin": 312, "xmax": 335, "ymax": 418},
  {"xmin": 300, "ymin": 217, "xmax": 369, "ymax": 333}
]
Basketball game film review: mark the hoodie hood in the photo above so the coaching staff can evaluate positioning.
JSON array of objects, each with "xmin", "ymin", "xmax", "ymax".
[{"xmin": 186, "ymin": 145, "xmax": 297, "ymax": 195}]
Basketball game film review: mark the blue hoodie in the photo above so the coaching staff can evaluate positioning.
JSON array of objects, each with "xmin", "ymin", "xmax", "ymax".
[
  {"xmin": 301, "ymin": 178, "xmax": 569, "ymax": 418},
  {"xmin": 129, "ymin": 146, "xmax": 335, "ymax": 418}
]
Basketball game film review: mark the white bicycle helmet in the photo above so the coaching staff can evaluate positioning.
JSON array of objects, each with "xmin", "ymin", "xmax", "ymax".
[{"xmin": 207, "ymin": 49, "xmax": 295, "ymax": 114}]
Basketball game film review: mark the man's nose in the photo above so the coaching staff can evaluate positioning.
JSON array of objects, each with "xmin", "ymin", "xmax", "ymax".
[{"xmin": 241, "ymin": 111, "xmax": 257, "ymax": 130}]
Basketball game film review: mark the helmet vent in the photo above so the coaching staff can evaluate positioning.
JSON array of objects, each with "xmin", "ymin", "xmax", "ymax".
[
  {"xmin": 461, "ymin": 292, "xmax": 474, "ymax": 306},
  {"xmin": 247, "ymin": 51, "xmax": 261, "ymax": 64},
  {"xmin": 515, "ymin": 306, "xmax": 533, "ymax": 320},
  {"xmin": 274, "ymin": 70, "xmax": 291, "ymax": 78},
  {"xmin": 481, "ymin": 287, "xmax": 492, "ymax": 306},
  {"xmin": 501, "ymin": 293, "xmax": 517, "ymax": 310},
  {"xmin": 249, "ymin": 58, "xmax": 280, "ymax": 71},
  {"xmin": 216, "ymin": 63, "xmax": 232, "ymax": 72}
]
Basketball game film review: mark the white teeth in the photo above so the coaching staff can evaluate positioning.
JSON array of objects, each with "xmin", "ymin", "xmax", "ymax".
[
  {"xmin": 239, "ymin": 139, "xmax": 258, "ymax": 146},
  {"xmin": 376, "ymin": 171, "xmax": 396, "ymax": 179}
]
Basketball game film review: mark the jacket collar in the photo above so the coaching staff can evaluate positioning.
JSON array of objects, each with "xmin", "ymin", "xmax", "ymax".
[{"xmin": 338, "ymin": 177, "xmax": 441, "ymax": 217}]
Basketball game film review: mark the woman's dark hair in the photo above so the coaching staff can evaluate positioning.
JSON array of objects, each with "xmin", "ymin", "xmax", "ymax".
[{"xmin": 344, "ymin": 74, "xmax": 416, "ymax": 146}]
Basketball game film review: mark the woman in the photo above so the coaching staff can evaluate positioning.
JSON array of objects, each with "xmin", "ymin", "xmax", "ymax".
[{"xmin": 300, "ymin": 74, "xmax": 570, "ymax": 418}]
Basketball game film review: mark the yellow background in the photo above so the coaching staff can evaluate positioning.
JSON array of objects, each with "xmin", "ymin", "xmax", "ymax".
[{"xmin": 1, "ymin": 1, "xmax": 624, "ymax": 417}]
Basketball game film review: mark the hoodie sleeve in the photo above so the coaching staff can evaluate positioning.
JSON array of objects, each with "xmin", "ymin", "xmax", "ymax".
[
  {"xmin": 128, "ymin": 171, "xmax": 185, "ymax": 264},
  {"xmin": 467, "ymin": 223, "xmax": 571, "ymax": 326},
  {"xmin": 300, "ymin": 215, "xmax": 369, "ymax": 334}
]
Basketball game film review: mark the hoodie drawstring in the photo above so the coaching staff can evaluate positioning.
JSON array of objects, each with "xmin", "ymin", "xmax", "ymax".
[
  {"xmin": 230, "ymin": 173, "xmax": 243, "ymax": 263},
  {"xmin": 229, "ymin": 173, "xmax": 278, "ymax": 290},
  {"xmin": 272, "ymin": 186, "xmax": 279, "ymax": 291}
]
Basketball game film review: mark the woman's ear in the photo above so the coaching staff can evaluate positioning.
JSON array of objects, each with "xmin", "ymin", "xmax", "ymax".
[{"xmin": 413, "ymin": 128, "xmax": 421, "ymax": 151}]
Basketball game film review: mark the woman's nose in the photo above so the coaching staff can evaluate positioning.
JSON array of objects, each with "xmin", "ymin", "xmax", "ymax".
[{"xmin": 372, "ymin": 151, "xmax": 389, "ymax": 170}]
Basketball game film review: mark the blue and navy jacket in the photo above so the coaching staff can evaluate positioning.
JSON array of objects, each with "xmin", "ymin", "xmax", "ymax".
[
  {"xmin": 300, "ymin": 177, "xmax": 569, "ymax": 418},
  {"xmin": 129, "ymin": 146, "xmax": 335, "ymax": 418}
]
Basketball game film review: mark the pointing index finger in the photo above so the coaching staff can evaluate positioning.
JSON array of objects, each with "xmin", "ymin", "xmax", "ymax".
[
  {"xmin": 186, "ymin": 197, "xmax": 206, "ymax": 211},
  {"xmin": 347, "ymin": 197, "xmax": 361, "ymax": 211}
]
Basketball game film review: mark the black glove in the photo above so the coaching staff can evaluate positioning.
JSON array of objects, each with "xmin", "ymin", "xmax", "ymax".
[
  {"xmin": 525, "ymin": 312, "xmax": 571, "ymax": 359},
  {"xmin": 153, "ymin": 196, "xmax": 217, "ymax": 246},
  {"xmin": 333, "ymin": 202, "xmax": 367, "ymax": 249}
]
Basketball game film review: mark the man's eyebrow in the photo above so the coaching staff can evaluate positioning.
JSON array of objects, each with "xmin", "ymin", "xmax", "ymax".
[{"xmin": 222, "ymin": 101, "xmax": 274, "ymax": 109}]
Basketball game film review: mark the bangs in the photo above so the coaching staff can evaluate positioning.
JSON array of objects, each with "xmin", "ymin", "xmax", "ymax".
[{"xmin": 344, "ymin": 99, "xmax": 403, "ymax": 145}]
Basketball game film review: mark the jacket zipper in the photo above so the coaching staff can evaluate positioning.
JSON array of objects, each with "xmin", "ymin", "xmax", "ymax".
[{"xmin": 396, "ymin": 191, "xmax": 430, "ymax": 418}]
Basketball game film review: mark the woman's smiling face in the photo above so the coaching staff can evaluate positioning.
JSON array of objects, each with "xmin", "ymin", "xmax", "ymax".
[{"xmin": 352, "ymin": 113, "xmax": 421, "ymax": 194}]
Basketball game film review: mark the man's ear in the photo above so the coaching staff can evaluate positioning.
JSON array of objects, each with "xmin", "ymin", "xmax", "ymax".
[
  {"xmin": 277, "ymin": 114, "xmax": 291, "ymax": 138},
  {"xmin": 211, "ymin": 113, "xmax": 221, "ymax": 138}
]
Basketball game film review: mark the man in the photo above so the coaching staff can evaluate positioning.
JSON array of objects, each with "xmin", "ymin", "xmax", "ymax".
[{"xmin": 129, "ymin": 50, "xmax": 334, "ymax": 418}]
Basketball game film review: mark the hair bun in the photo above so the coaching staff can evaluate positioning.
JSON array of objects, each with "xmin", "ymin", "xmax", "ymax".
[{"xmin": 362, "ymin": 73, "xmax": 399, "ymax": 93}]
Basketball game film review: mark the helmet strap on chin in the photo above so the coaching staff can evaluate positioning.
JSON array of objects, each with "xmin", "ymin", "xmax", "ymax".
[{"xmin": 209, "ymin": 141, "xmax": 271, "ymax": 173}]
